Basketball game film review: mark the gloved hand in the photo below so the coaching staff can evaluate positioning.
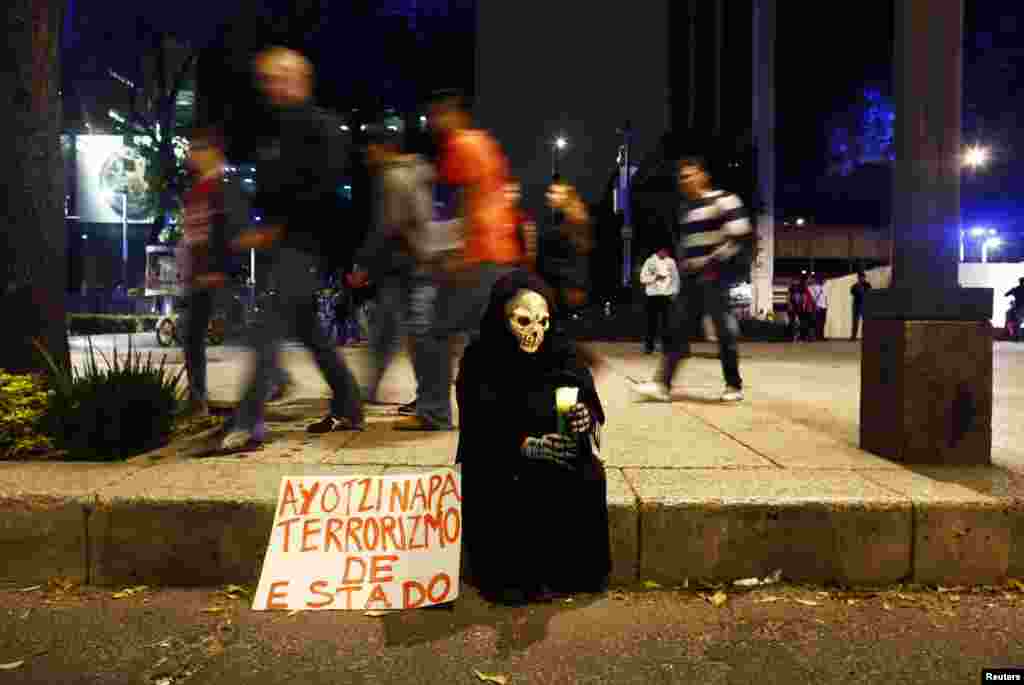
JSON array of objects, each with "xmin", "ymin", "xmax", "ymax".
[
  {"xmin": 567, "ymin": 402, "xmax": 592, "ymax": 433},
  {"xmin": 521, "ymin": 434, "xmax": 578, "ymax": 470}
]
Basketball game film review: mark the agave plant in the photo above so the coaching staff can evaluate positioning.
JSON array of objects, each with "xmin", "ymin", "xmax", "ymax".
[{"xmin": 34, "ymin": 336, "xmax": 186, "ymax": 461}]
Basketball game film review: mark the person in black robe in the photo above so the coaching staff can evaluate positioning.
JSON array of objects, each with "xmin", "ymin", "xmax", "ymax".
[{"xmin": 455, "ymin": 269, "xmax": 611, "ymax": 605}]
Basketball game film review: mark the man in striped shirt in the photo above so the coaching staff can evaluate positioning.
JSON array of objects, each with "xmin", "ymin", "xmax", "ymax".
[{"xmin": 633, "ymin": 156, "xmax": 750, "ymax": 402}]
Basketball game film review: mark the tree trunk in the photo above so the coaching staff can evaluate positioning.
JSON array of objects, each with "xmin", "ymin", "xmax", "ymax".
[{"xmin": 1, "ymin": 0, "xmax": 69, "ymax": 373}]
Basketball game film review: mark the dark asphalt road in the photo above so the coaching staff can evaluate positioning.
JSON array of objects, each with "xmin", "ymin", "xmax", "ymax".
[{"xmin": 2, "ymin": 581, "xmax": 1023, "ymax": 684}]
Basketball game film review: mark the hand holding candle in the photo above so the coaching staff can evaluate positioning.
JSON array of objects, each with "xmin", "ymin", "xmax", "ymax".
[{"xmin": 555, "ymin": 387, "xmax": 579, "ymax": 435}]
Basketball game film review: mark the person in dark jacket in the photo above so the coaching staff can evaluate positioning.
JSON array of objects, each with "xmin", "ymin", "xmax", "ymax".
[
  {"xmin": 456, "ymin": 269, "xmax": 610, "ymax": 605},
  {"xmin": 850, "ymin": 271, "xmax": 872, "ymax": 341},
  {"xmin": 222, "ymin": 46, "xmax": 364, "ymax": 451},
  {"xmin": 539, "ymin": 179, "xmax": 593, "ymax": 322}
]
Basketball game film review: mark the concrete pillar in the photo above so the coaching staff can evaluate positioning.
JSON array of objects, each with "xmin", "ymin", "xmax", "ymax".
[
  {"xmin": 750, "ymin": 0, "xmax": 775, "ymax": 319},
  {"xmin": 860, "ymin": 0, "xmax": 994, "ymax": 465}
]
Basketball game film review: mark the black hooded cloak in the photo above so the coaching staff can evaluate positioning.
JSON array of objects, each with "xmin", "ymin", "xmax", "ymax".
[{"xmin": 455, "ymin": 270, "xmax": 611, "ymax": 600}]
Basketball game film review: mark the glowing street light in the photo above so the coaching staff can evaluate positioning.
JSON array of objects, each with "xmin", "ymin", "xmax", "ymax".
[
  {"xmin": 970, "ymin": 226, "xmax": 988, "ymax": 237},
  {"xmin": 981, "ymin": 236, "xmax": 1002, "ymax": 264},
  {"xmin": 551, "ymin": 136, "xmax": 568, "ymax": 178},
  {"xmin": 963, "ymin": 145, "xmax": 990, "ymax": 170}
]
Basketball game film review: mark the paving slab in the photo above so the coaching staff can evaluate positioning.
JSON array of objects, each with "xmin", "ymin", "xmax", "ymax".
[
  {"xmin": 625, "ymin": 468, "xmax": 912, "ymax": 586},
  {"xmin": 859, "ymin": 467, "xmax": 1024, "ymax": 585},
  {"xmin": 89, "ymin": 463, "xmax": 385, "ymax": 587},
  {"xmin": 724, "ymin": 426, "xmax": 903, "ymax": 470},
  {"xmin": 325, "ymin": 424, "xmax": 460, "ymax": 467},
  {"xmin": 0, "ymin": 463, "xmax": 144, "ymax": 584}
]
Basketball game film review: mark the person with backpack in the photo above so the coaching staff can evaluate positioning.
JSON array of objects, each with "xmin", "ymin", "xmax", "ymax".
[{"xmin": 220, "ymin": 46, "xmax": 364, "ymax": 451}]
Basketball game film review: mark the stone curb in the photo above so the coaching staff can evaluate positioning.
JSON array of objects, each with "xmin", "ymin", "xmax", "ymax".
[{"xmin": 3, "ymin": 465, "xmax": 1022, "ymax": 589}]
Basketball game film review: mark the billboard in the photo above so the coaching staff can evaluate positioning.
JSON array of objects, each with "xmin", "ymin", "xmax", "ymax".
[{"xmin": 75, "ymin": 135, "xmax": 155, "ymax": 224}]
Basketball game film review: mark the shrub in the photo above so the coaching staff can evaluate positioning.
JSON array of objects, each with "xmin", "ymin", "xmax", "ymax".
[
  {"xmin": 35, "ymin": 337, "xmax": 186, "ymax": 461},
  {"xmin": 739, "ymin": 319, "xmax": 791, "ymax": 342},
  {"xmin": 0, "ymin": 370, "xmax": 54, "ymax": 458},
  {"xmin": 67, "ymin": 315, "xmax": 161, "ymax": 336}
]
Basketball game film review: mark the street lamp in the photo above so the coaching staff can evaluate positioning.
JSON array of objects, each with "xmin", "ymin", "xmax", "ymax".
[
  {"xmin": 552, "ymin": 136, "xmax": 568, "ymax": 178},
  {"xmin": 963, "ymin": 145, "xmax": 989, "ymax": 170},
  {"xmin": 981, "ymin": 236, "xmax": 1002, "ymax": 264}
]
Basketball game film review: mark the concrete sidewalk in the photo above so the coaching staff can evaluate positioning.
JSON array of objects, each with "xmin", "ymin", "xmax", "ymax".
[{"xmin": 3, "ymin": 341, "xmax": 1024, "ymax": 590}]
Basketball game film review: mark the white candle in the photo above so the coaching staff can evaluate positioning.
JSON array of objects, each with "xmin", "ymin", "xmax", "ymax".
[{"xmin": 555, "ymin": 387, "xmax": 579, "ymax": 414}]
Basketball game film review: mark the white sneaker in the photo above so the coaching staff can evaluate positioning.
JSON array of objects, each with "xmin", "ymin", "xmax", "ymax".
[
  {"xmin": 632, "ymin": 381, "xmax": 671, "ymax": 402},
  {"xmin": 221, "ymin": 430, "xmax": 255, "ymax": 451},
  {"xmin": 721, "ymin": 386, "xmax": 744, "ymax": 402}
]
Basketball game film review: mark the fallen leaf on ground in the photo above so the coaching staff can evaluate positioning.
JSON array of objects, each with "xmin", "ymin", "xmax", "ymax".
[
  {"xmin": 733, "ymin": 577, "xmax": 761, "ymax": 587},
  {"xmin": 473, "ymin": 670, "xmax": 509, "ymax": 684},
  {"xmin": 0, "ymin": 661, "xmax": 24, "ymax": 671},
  {"xmin": 111, "ymin": 585, "xmax": 148, "ymax": 599},
  {"xmin": 755, "ymin": 595, "xmax": 781, "ymax": 604},
  {"xmin": 1009, "ymin": 579, "xmax": 1024, "ymax": 592},
  {"xmin": 221, "ymin": 584, "xmax": 251, "ymax": 599},
  {"xmin": 948, "ymin": 594, "xmax": 961, "ymax": 602},
  {"xmin": 882, "ymin": 602, "xmax": 893, "ymax": 611},
  {"xmin": 643, "ymin": 581, "xmax": 662, "ymax": 590},
  {"xmin": 846, "ymin": 599, "xmax": 858, "ymax": 605},
  {"xmin": 47, "ymin": 577, "xmax": 79, "ymax": 594},
  {"xmin": 201, "ymin": 607, "xmax": 226, "ymax": 614},
  {"xmin": 16, "ymin": 585, "xmax": 42, "ymax": 593},
  {"xmin": 702, "ymin": 591, "xmax": 727, "ymax": 607},
  {"xmin": 794, "ymin": 599, "xmax": 820, "ymax": 607}
]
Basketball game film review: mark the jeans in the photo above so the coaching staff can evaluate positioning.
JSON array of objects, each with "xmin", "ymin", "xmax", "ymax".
[
  {"xmin": 659, "ymin": 278, "xmax": 742, "ymax": 390},
  {"xmin": 415, "ymin": 262, "xmax": 512, "ymax": 427},
  {"xmin": 366, "ymin": 272, "xmax": 408, "ymax": 402},
  {"xmin": 183, "ymin": 289, "xmax": 214, "ymax": 403},
  {"xmin": 645, "ymin": 295, "xmax": 672, "ymax": 351},
  {"xmin": 234, "ymin": 248, "xmax": 363, "ymax": 432},
  {"xmin": 851, "ymin": 306, "xmax": 863, "ymax": 340}
]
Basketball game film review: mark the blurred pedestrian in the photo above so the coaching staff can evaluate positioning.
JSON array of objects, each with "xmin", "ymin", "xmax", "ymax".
[
  {"xmin": 850, "ymin": 271, "xmax": 872, "ymax": 341},
  {"xmin": 809, "ymin": 273, "xmax": 828, "ymax": 341},
  {"xmin": 539, "ymin": 179, "xmax": 594, "ymax": 322},
  {"xmin": 506, "ymin": 180, "xmax": 538, "ymax": 271},
  {"xmin": 632, "ymin": 156, "xmax": 750, "ymax": 403},
  {"xmin": 395, "ymin": 89, "xmax": 523, "ymax": 431},
  {"xmin": 180, "ymin": 125, "xmax": 232, "ymax": 417},
  {"xmin": 221, "ymin": 47, "xmax": 363, "ymax": 451},
  {"xmin": 639, "ymin": 248, "xmax": 680, "ymax": 354},
  {"xmin": 788, "ymin": 274, "xmax": 814, "ymax": 342},
  {"xmin": 351, "ymin": 121, "xmax": 435, "ymax": 405}
]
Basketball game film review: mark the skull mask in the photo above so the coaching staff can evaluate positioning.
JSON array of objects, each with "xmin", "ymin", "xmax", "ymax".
[{"xmin": 505, "ymin": 289, "xmax": 550, "ymax": 354}]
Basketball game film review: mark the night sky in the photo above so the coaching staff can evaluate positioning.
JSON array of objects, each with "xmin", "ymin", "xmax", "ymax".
[{"xmin": 62, "ymin": 0, "xmax": 1023, "ymax": 247}]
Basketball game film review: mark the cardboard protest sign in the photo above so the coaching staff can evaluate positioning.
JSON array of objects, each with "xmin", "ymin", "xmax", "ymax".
[{"xmin": 252, "ymin": 468, "xmax": 462, "ymax": 611}]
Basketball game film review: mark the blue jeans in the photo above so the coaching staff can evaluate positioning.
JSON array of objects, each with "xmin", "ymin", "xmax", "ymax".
[
  {"xmin": 660, "ymin": 278, "xmax": 742, "ymax": 390},
  {"xmin": 234, "ymin": 249, "xmax": 363, "ymax": 432},
  {"xmin": 414, "ymin": 263, "xmax": 511, "ymax": 427},
  {"xmin": 366, "ymin": 272, "xmax": 407, "ymax": 402}
]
